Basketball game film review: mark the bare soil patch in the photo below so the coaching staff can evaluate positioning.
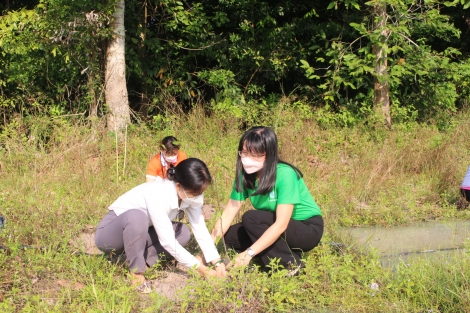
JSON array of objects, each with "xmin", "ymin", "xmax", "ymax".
[
  {"xmin": 69, "ymin": 228, "xmax": 191, "ymax": 300},
  {"xmin": 148, "ymin": 270, "xmax": 190, "ymax": 300},
  {"xmin": 69, "ymin": 227, "xmax": 102, "ymax": 255}
]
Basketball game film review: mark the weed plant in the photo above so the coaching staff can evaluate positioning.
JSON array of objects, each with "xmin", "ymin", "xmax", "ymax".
[{"xmin": 1, "ymin": 105, "xmax": 470, "ymax": 311}]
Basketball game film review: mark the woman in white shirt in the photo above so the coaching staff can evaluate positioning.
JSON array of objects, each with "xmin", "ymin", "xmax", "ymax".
[{"xmin": 95, "ymin": 158, "xmax": 226, "ymax": 287}]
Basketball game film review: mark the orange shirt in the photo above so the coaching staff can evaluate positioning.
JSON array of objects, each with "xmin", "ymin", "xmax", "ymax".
[{"xmin": 146, "ymin": 150, "xmax": 188, "ymax": 179}]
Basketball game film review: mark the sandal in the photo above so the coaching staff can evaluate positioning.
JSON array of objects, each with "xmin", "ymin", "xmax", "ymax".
[
  {"xmin": 136, "ymin": 281, "xmax": 152, "ymax": 294},
  {"xmin": 285, "ymin": 262, "xmax": 305, "ymax": 278}
]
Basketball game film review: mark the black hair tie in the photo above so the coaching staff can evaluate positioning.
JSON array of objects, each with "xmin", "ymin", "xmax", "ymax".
[{"xmin": 168, "ymin": 167, "xmax": 175, "ymax": 176}]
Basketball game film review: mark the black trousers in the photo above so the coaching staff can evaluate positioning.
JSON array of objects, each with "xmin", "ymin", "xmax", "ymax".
[
  {"xmin": 223, "ymin": 210, "xmax": 324, "ymax": 268},
  {"xmin": 461, "ymin": 189, "xmax": 470, "ymax": 202}
]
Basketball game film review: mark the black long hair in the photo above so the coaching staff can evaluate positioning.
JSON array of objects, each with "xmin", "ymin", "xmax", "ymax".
[
  {"xmin": 235, "ymin": 126, "xmax": 302, "ymax": 195},
  {"xmin": 167, "ymin": 158, "xmax": 212, "ymax": 194}
]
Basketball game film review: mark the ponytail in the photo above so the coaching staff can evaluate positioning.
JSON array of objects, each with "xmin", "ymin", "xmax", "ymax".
[
  {"xmin": 167, "ymin": 158, "xmax": 211, "ymax": 194},
  {"xmin": 167, "ymin": 164, "xmax": 176, "ymax": 179}
]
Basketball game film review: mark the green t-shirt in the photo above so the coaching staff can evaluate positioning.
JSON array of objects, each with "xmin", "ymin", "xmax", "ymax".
[{"xmin": 230, "ymin": 163, "xmax": 322, "ymax": 220}]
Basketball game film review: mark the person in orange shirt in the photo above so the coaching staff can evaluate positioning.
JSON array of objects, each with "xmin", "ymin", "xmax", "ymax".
[{"xmin": 146, "ymin": 136, "xmax": 188, "ymax": 182}]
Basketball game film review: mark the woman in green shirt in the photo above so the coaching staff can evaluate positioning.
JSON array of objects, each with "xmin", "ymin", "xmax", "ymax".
[{"xmin": 211, "ymin": 126, "xmax": 323, "ymax": 275}]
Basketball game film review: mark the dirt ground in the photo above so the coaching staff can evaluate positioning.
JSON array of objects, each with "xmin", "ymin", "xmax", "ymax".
[{"xmin": 69, "ymin": 231, "xmax": 190, "ymax": 300}]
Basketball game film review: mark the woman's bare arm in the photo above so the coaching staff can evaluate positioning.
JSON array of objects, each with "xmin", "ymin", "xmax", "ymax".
[{"xmin": 211, "ymin": 199, "xmax": 243, "ymax": 243}]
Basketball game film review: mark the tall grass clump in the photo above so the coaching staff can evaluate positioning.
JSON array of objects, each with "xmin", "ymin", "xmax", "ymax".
[
  {"xmin": 1, "ymin": 103, "xmax": 470, "ymax": 311},
  {"xmin": 273, "ymin": 115, "xmax": 470, "ymax": 227},
  {"xmin": 381, "ymin": 252, "xmax": 470, "ymax": 312}
]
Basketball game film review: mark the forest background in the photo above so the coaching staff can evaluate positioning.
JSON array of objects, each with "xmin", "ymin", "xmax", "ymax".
[
  {"xmin": 1, "ymin": 0, "xmax": 470, "ymax": 312},
  {"xmin": 1, "ymin": 0, "xmax": 470, "ymax": 129}
]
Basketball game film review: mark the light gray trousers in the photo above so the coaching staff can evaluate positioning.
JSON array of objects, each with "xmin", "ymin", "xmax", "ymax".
[{"xmin": 94, "ymin": 210, "xmax": 191, "ymax": 273}]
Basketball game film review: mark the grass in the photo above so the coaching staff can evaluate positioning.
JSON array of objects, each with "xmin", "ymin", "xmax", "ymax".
[{"xmin": 1, "ymin": 106, "xmax": 470, "ymax": 311}]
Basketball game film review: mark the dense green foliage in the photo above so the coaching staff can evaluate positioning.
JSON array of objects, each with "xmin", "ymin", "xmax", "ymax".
[
  {"xmin": 1, "ymin": 0, "xmax": 469, "ymax": 129},
  {"xmin": 0, "ymin": 0, "xmax": 113, "ymax": 119}
]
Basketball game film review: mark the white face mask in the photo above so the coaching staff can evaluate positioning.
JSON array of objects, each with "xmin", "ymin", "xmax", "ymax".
[
  {"xmin": 241, "ymin": 156, "xmax": 264, "ymax": 174},
  {"xmin": 182, "ymin": 193, "xmax": 204, "ymax": 207},
  {"xmin": 180, "ymin": 187, "xmax": 204, "ymax": 207},
  {"xmin": 164, "ymin": 154, "xmax": 178, "ymax": 163}
]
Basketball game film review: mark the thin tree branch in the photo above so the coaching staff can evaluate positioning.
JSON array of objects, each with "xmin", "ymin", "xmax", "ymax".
[
  {"xmin": 397, "ymin": 33, "xmax": 419, "ymax": 47},
  {"xmin": 157, "ymin": 38, "xmax": 225, "ymax": 51}
]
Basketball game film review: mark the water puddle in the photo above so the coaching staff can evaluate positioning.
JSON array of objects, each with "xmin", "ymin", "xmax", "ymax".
[{"xmin": 338, "ymin": 219, "xmax": 470, "ymax": 267}]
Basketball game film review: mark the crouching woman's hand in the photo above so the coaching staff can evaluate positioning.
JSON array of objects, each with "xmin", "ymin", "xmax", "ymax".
[
  {"xmin": 195, "ymin": 255, "xmax": 227, "ymax": 278},
  {"xmin": 196, "ymin": 263, "xmax": 216, "ymax": 278},
  {"xmin": 213, "ymin": 260, "xmax": 227, "ymax": 277}
]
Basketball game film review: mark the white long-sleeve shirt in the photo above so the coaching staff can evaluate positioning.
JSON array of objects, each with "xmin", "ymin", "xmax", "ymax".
[{"xmin": 108, "ymin": 180, "xmax": 220, "ymax": 268}]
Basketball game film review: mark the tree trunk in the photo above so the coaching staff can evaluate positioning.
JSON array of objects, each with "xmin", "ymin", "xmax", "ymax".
[
  {"xmin": 372, "ymin": 3, "xmax": 391, "ymax": 129},
  {"xmin": 139, "ymin": 1, "xmax": 150, "ymax": 117},
  {"xmin": 105, "ymin": 0, "xmax": 130, "ymax": 133}
]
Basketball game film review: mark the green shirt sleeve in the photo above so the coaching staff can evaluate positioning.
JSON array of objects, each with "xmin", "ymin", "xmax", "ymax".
[{"xmin": 276, "ymin": 165, "xmax": 301, "ymax": 205}]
